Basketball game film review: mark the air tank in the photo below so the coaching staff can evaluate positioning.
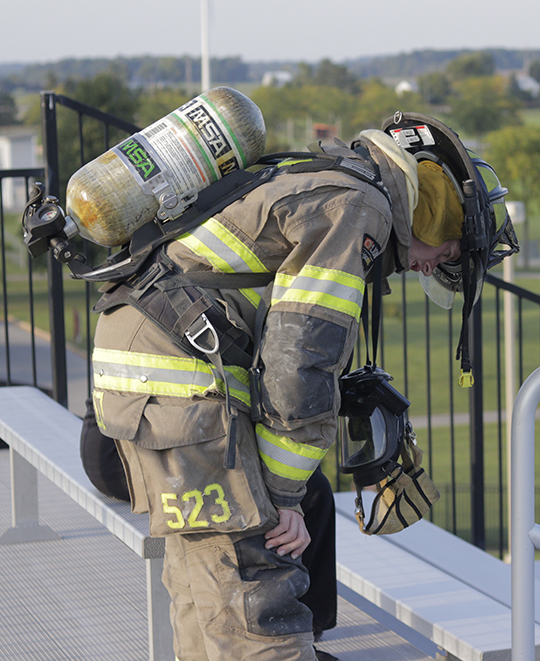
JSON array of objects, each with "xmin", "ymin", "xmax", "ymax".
[{"xmin": 65, "ymin": 87, "xmax": 266, "ymax": 247}]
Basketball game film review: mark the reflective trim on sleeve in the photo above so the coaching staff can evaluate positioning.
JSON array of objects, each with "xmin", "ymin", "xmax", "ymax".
[
  {"xmin": 272, "ymin": 265, "xmax": 365, "ymax": 321},
  {"xmin": 255, "ymin": 423, "xmax": 328, "ymax": 481},
  {"xmin": 92, "ymin": 347, "xmax": 250, "ymax": 406},
  {"xmin": 176, "ymin": 217, "xmax": 270, "ymax": 308}
]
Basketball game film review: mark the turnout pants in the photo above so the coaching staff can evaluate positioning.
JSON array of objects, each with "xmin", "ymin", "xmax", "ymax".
[{"xmin": 162, "ymin": 528, "xmax": 317, "ymax": 661}]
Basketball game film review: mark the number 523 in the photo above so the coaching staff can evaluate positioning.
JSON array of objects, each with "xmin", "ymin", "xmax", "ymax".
[{"xmin": 161, "ymin": 483, "xmax": 232, "ymax": 530}]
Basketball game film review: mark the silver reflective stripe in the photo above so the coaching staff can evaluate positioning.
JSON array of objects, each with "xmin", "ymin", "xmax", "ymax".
[
  {"xmin": 185, "ymin": 223, "xmax": 255, "ymax": 272},
  {"xmin": 255, "ymin": 424, "xmax": 327, "ymax": 482},
  {"xmin": 273, "ymin": 275, "xmax": 362, "ymax": 304},
  {"xmin": 272, "ymin": 266, "xmax": 364, "ymax": 320},
  {"xmin": 93, "ymin": 359, "xmax": 213, "ymax": 388},
  {"xmin": 92, "ymin": 348, "xmax": 250, "ymax": 405}
]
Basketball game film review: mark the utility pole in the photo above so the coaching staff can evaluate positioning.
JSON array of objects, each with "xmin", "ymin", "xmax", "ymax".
[{"xmin": 201, "ymin": 0, "xmax": 211, "ymax": 92}]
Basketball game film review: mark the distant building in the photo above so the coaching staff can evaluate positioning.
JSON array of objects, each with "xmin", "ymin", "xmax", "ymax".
[
  {"xmin": 515, "ymin": 72, "xmax": 540, "ymax": 98},
  {"xmin": 0, "ymin": 125, "xmax": 40, "ymax": 210},
  {"xmin": 312, "ymin": 122, "xmax": 338, "ymax": 142},
  {"xmin": 262, "ymin": 71, "xmax": 294, "ymax": 87},
  {"xmin": 395, "ymin": 79, "xmax": 419, "ymax": 96}
]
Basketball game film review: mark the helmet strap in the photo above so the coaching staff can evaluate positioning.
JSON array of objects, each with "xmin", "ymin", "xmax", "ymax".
[{"xmin": 456, "ymin": 247, "xmax": 475, "ymax": 388}]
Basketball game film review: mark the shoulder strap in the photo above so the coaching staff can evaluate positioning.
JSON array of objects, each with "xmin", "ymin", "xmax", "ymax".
[{"xmin": 259, "ymin": 151, "xmax": 393, "ymax": 208}]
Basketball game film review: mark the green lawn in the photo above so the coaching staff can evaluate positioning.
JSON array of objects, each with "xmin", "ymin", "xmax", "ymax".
[{"xmin": 4, "ymin": 209, "xmax": 540, "ymax": 554}]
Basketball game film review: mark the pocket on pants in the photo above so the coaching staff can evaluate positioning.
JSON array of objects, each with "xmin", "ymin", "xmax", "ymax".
[{"xmin": 234, "ymin": 534, "xmax": 313, "ymax": 637}]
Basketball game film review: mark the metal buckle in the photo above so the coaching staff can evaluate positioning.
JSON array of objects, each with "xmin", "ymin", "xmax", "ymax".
[{"xmin": 185, "ymin": 314, "xmax": 220, "ymax": 355}]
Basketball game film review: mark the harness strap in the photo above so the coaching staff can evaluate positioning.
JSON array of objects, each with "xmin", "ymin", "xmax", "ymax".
[
  {"xmin": 249, "ymin": 282, "xmax": 274, "ymax": 423},
  {"xmin": 267, "ymin": 151, "xmax": 393, "ymax": 208}
]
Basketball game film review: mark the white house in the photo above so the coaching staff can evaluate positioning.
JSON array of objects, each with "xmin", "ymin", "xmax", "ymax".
[
  {"xmin": 515, "ymin": 72, "xmax": 540, "ymax": 98},
  {"xmin": 395, "ymin": 79, "xmax": 419, "ymax": 96},
  {"xmin": 261, "ymin": 71, "xmax": 294, "ymax": 87},
  {"xmin": 0, "ymin": 125, "xmax": 40, "ymax": 210}
]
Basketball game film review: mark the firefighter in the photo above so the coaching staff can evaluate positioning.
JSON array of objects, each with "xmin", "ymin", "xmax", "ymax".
[{"xmin": 90, "ymin": 113, "xmax": 516, "ymax": 660}]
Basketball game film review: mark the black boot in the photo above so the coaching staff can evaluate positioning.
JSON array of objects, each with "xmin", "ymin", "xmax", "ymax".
[{"xmin": 313, "ymin": 646, "xmax": 340, "ymax": 661}]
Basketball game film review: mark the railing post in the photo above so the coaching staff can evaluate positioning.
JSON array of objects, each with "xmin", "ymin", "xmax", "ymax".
[
  {"xmin": 511, "ymin": 366, "xmax": 540, "ymax": 661},
  {"xmin": 469, "ymin": 299, "xmax": 485, "ymax": 549},
  {"xmin": 40, "ymin": 91, "xmax": 68, "ymax": 408},
  {"xmin": 0, "ymin": 447, "xmax": 60, "ymax": 544},
  {"xmin": 146, "ymin": 557, "xmax": 174, "ymax": 661}
]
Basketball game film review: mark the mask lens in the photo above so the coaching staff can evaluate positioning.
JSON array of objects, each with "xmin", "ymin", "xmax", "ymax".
[{"xmin": 341, "ymin": 407, "xmax": 387, "ymax": 470}]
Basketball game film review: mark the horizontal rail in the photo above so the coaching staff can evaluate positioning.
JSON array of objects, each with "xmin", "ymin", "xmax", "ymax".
[
  {"xmin": 486, "ymin": 273, "xmax": 540, "ymax": 305},
  {"xmin": 0, "ymin": 168, "xmax": 45, "ymax": 181},
  {"xmin": 56, "ymin": 94, "xmax": 140, "ymax": 134}
]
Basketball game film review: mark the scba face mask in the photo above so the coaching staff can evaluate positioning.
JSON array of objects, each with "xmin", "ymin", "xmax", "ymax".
[
  {"xmin": 338, "ymin": 365, "xmax": 441, "ymax": 534},
  {"xmin": 338, "ymin": 366, "xmax": 410, "ymax": 488},
  {"xmin": 381, "ymin": 112, "xmax": 520, "ymax": 385}
]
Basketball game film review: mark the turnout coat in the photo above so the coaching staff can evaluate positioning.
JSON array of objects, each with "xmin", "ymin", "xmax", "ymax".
[{"xmin": 91, "ymin": 136, "xmax": 415, "ymax": 537}]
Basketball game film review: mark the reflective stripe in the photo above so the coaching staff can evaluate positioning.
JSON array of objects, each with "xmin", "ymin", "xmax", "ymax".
[
  {"xmin": 176, "ymin": 217, "xmax": 270, "ymax": 308},
  {"xmin": 92, "ymin": 348, "xmax": 250, "ymax": 406},
  {"xmin": 255, "ymin": 424, "xmax": 327, "ymax": 481},
  {"xmin": 272, "ymin": 265, "xmax": 365, "ymax": 321},
  {"xmin": 178, "ymin": 217, "xmax": 269, "ymax": 273},
  {"xmin": 276, "ymin": 158, "xmax": 314, "ymax": 168}
]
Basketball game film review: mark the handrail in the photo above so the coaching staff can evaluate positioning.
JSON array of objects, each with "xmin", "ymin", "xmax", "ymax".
[
  {"xmin": 56, "ymin": 94, "xmax": 140, "ymax": 134},
  {"xmin": 0, "ymin": 168, "xmax": 45, "ymax": 180},
  {"xmin": 511, "ymin": 366, "xmax": 540, "ymax": 661},
  {"xmin": 487, "ymin": 273, "xmax": 540, "ymax": 305}
]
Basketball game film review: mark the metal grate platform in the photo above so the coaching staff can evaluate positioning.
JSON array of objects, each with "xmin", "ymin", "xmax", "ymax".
[{"xmin": 0, "ymin": 447, "xmax": 433, "ymax": 661}]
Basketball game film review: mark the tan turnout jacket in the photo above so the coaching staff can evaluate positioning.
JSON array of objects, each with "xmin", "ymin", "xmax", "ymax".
[{"xmin": 92, "ymin": 137, "xmax": 414, "ymax": 534}]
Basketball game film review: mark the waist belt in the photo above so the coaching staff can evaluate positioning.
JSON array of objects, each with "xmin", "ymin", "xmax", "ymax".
[{"xmin": 94, "ymin": 248, "xmax": 274, "ymax": 470}]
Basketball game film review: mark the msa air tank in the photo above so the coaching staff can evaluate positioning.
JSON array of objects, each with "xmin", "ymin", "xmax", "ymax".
[{"xmin": 65, "ymin": 87, "xmax": 266, "ymax": 247}]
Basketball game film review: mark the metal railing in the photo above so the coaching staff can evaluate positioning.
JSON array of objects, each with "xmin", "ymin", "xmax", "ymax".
[
  {"xmin": 0, "ymin": 167, "xmax": 45, "ymax": 390},
  {"xmin": 1, "ymin": 90, "xmax": 540, "ymax": 556},
  {"xmin": 510, "ymin": 365, "xmax": 540, "ymax": 661},
  {"xmin": 39, "ymin": 91, "xmax": 139, "ymax": 407}
]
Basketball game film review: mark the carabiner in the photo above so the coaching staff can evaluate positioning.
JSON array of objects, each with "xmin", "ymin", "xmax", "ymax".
[{"xmin": 185, "ymin": 313, "xmax": 220, "ymax": 355}]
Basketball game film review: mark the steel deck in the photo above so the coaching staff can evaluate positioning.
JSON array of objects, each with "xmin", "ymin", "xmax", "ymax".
[{"xmin": 0, "ymin": 447, "xmax": 432, "ymax": 661}]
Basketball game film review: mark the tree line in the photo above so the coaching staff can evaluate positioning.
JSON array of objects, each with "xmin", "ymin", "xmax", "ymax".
[
  {"xmin": 5, "ymin": 49, "xmax": 540, "ymax": 241},
  {"xmin": 2, "ymin": 47, "xmax": 539, "ymax": 92}
]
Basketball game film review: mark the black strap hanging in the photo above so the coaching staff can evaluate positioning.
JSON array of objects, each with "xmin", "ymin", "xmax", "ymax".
[{"xmin": 361, "ymin": 255, "xmax": 384, "ymax": 369}]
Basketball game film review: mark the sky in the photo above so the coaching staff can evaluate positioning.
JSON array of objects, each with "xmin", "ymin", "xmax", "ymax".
[{"xmin": 2, "ymin": 0, "xmax": 540, "ymax": 66}]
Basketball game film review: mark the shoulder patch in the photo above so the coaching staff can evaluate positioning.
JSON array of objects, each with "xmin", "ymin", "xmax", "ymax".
[{"xmin": 361, "ymin": 234, "xmax": 382, "ymax": 271}]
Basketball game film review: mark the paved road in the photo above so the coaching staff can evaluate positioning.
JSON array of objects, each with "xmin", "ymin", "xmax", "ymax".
[{"xmin": 0, "ymin": 320, "xmax": 89, "ymax": 418}]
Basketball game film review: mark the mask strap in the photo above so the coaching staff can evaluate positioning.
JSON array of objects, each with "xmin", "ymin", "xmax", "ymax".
[{"xmin": 361, "ymin": 255, "xmax": 383, "ymax": 369}]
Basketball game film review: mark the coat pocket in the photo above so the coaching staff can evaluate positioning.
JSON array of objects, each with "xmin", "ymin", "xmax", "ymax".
[{"xmin": 104, "ymin": 394, "xmax": 276, "ymax": 536}]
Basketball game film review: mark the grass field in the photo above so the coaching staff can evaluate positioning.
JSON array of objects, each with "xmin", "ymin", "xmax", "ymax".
[{"xmin": 4, "ymin": 202, "xmax": 540, "ymax": 555}]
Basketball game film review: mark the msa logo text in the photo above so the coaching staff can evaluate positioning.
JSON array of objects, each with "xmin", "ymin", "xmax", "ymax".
[
  {"xmin": 118, "ymin": 137, "xmax": 160, "ymax": 181},
  {"xmin": 184, "ymin": 103, "xmax": 240, "ymax": 176}
]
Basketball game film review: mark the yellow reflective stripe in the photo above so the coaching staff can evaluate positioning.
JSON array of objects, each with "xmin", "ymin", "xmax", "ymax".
[
  {"xmin": 212, "ymin": 365, "xmax": 251, "ymax": 406},
  {"xmin": 94, "ymin": 347, "xmax": 198, "ymax": 371},
  {"xmin": 255, "ymin": 424, "xmax": 327, "ymax": 481},
  {"xmin": 276, "ymin": 158, "xmax": 314, "ymax": 168},
  {"xmin": 239, "ymin": 287, "xmax": 262, "ymax": 308},
  {"xmin": 272, "ymin": 265, "xmax": 364, "ymax": 321},
  {"xmin": 177, "ymin": 217, "xmax": 269, "ymax": 274},
  {"xmin": 94, "ymin": 374, "xmax": 204, "ymax": 397},
  {"xmin": 92, "ymin": 348, "xmax": 250, "ymax": 404},
  {"xmin": 176, "ymin": 217, "xmax": 269, "ymax": 309},
  {"xmin": 179, "ymin": 231, "xmax": 229, "ymax": 271}
]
